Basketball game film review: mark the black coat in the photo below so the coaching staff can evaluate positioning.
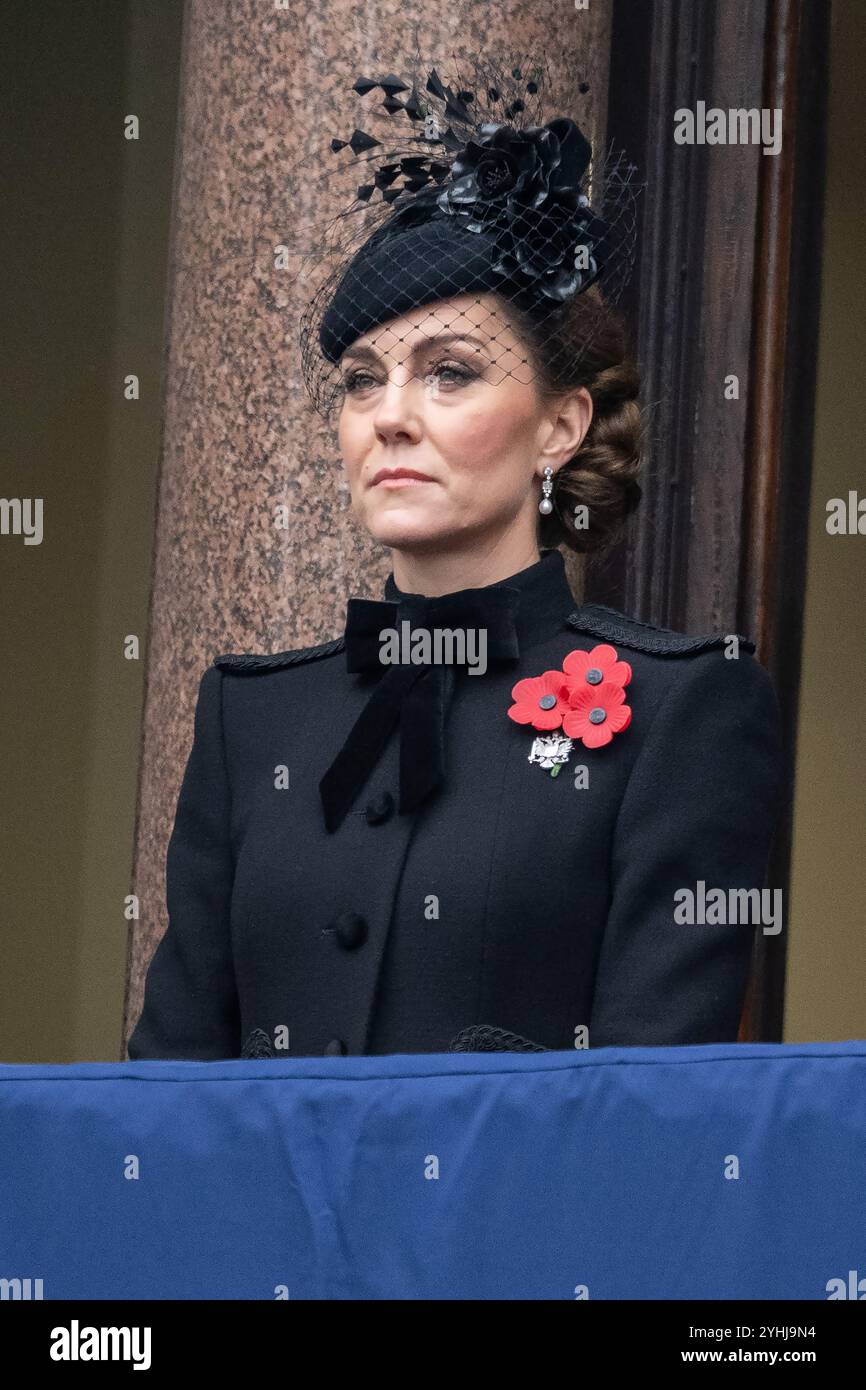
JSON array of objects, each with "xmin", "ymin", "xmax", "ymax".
[{"xmin": 127, "ymin": 549, "xmax": 784, "ymax": 1061}]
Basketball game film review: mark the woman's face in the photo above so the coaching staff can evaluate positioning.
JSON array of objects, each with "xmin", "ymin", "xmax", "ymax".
[{"xmin": 336, "ymin": 292, "xmax": 591, "ymax": 556}]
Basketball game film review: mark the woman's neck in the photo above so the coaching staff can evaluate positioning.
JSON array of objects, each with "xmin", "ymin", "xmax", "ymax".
[{"xmin": 390, "ymin": 537, "xmax": 544, "ymax": 597}]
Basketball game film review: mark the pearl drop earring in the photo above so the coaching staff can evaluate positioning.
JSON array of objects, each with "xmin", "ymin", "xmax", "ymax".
[{"xmin": 538, "ymin": 465, "xmax": 554, "ymax": 515}]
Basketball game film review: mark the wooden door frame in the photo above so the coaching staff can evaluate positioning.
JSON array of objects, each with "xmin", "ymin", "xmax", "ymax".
[{"xmin": 589, "ymin": 0, "xmax": 832, "ymax": 1040}]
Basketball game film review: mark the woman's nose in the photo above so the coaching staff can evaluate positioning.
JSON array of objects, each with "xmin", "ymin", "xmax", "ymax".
[{"xmin": 372, "ymin": 368, "xmax": 425, "ymax": 435}]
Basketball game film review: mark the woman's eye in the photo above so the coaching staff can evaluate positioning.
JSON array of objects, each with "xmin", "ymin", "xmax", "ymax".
[
  {"xmin": 429, "ymin": 360, "xmax": 476, "ymax": 387},
  {"xmin": 341, "ymin": 360, "xmax": 478, "ymax": 394},
  {"xmin": 342, "ymin": 370, "xmax": 378, "ymax": 393}
]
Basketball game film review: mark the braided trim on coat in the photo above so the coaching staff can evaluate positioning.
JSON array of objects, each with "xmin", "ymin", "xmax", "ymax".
[
  {"xmin": 449, "ymin": 1024, "xmax": 547, "ymax": 1053},
  {"xmin": 213, "ymin": 636, "xmax": 345, "ymax": 672},
  {"xmin": 566, "ymin": 604, "xmax": 756, "ymax": 656},
  {"xmin": 239, "ymin": 1028, "xmax": 275, "ymax": 1059}
]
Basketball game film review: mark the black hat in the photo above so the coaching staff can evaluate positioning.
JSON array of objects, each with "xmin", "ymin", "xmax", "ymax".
[
  {"xmin": 318, "ymin": 213, "xmax": 508, "ymax": 365},
  {"xmin": 295, "ymin": 55, "xmax": 644, "ymax": 418}
]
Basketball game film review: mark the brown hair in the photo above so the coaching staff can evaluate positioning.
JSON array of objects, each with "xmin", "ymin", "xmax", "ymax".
[{"xmin": 500, "ymin": 285, "xmax": 645, "ymax": 553}]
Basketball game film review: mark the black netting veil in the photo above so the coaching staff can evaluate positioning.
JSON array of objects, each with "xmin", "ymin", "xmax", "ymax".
[{"xmin": 292, "ymin": 53, "xmax": 645, "ymax": 421}]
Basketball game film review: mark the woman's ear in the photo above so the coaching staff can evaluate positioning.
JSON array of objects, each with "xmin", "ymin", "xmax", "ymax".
[{"xmin": 540, "ymin": 386, "xmax": 593, "ymax": 469}]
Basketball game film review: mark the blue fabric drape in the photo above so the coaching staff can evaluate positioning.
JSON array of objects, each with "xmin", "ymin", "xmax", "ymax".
[{"xmin": 1, "ymin": 1042, "xmax": 863, "ymax": 1300}]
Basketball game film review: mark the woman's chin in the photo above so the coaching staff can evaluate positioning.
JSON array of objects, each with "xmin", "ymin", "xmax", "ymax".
[{"xmin": 365, "ymin": 508, "xmax": 453, "ymax": 550}]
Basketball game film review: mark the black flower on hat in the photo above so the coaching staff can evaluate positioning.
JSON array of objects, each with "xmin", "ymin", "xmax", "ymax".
[
  {"xmin": 435, "ymin": 116, "xmax": 611, "ymax": 302},
  {"xmin": 442, "ymin": 118, "xmax": 588, "ymax": 215}
]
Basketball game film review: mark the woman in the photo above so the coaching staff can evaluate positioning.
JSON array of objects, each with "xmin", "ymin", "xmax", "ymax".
[{"xmin": 128, "ymin": 62, "xmax": 783, "ymax": 1061}]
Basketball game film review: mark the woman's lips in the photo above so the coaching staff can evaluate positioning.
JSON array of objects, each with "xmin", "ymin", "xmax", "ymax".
[
  {"xmin": 371, "ymin": 470, "xmax": 436, "ymax": 488},
  {"xmin": 374, "ymin": 476, "xmax": 433, "ymax": 488}
]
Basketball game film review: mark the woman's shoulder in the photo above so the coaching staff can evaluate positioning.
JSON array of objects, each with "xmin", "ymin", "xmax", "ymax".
[
  {"xmin": 561, "ymin": 602, "xmax": 777, "ymax": 725},
  {"xmin": 565, "ymin": 601, "xmax": 757, "ymax": 659},
  {"xmin": 561, "ymin": 605, "xmax": 782, "ymax": 793},
  {"xmin": 210, "ymin": 634, "xmax": 346, "ymax": 675}
]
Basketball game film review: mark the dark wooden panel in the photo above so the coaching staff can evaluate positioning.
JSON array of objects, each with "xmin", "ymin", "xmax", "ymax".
[
  {"xmin": 594, "ymin": 0, "xmax": 831, "ymax": 1040},
  {"xmin": 742, "ymin": 0, "xmax": 831, "ymax": 1042}
]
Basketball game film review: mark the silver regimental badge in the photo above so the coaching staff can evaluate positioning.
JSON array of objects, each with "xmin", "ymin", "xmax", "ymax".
[{"xmin": 528, "ymin": 734, "xmax": 574, "ymax": 777}]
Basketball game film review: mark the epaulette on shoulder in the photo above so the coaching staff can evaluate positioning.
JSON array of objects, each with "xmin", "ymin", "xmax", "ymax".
[
  {"xmin": 566, "ymin": 603, "xmax": 756, "ymax": 656},
  {"xmin": 212, "ymin": 635, "xmax": 345, "ymax": 673}
]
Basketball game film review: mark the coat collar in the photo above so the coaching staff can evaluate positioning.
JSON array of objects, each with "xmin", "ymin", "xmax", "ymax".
[{"xmin": 380, "ymin": 547, "xmax": 577, "ymax": 654}]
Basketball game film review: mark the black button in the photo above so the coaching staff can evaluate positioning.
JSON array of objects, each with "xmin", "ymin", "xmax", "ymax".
[
  {"xmin": 324, "ymin": 1038, "xmax": 347, "ymax": 1056},
  {"xmin": 364, "ymin": 791, "xmax": 395, "ymax": 825},
  {"xmin": 332, "ymin": 910, "xmax": 368, "ymax": 950}
]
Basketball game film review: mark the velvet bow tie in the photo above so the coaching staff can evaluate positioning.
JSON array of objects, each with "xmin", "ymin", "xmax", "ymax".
[{"xmin": 319, "ymin": 587, "xmax": 522, "ymax": 832}]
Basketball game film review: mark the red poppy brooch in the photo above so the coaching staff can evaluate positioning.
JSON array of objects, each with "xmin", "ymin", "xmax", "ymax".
[{"xmin": 507, "ymin": 643, "xmax": 632, "ymax": 775}]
